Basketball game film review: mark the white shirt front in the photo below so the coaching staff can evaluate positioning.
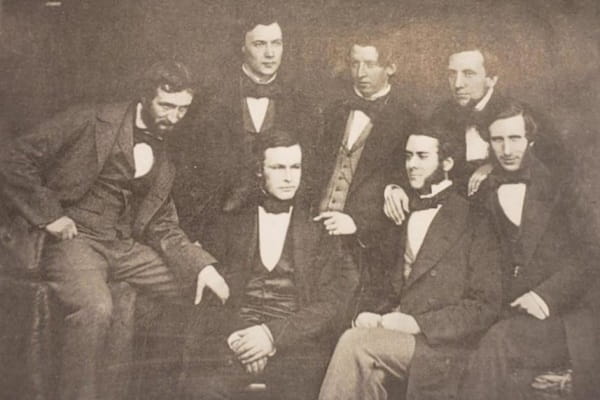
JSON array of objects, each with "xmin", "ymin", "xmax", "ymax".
[
  {"xmin": 465, "ymin": 88, "xmax": 494, "ymax": 162},
  {"xmin": 242, "ymin": 64, "xmax": 276, "ymax": 133},
  {"xmin": 133, "ymin": 103, "xmax": 155, "ymax": 178},
  {"xmin": 346, "ymin": 84, "xmax": 392, "ymax": 149},
  {"xmin": 406, "ymin": 180, "xmax": 453, "ymax": 257},
  {"xmin": 497, "ymin": 183, "xmax": 527, "ymax": 226},
  {"xmin": 246, "ymin": 97, "xmax": 270, "ymax": 132},
  {"xmin": 258, "ymin": 206, "xmax": 293, "ymax": 271}
]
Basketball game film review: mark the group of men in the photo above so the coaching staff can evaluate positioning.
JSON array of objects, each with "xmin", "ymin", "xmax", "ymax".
[{"xmin": 1, "ymin": 11, "xmax": 599, "ymax": 400}]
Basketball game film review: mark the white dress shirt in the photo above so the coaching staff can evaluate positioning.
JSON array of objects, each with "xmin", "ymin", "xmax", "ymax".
[
  {"xmin": 497, "ymin": 182, "xmax": 550, "ymax": 317},
  {"xmin": 465, "ymin": 87, "xmax": 494, "ymax": 162},
  {"xmin": 134, "ymin": 103, "xmax": 155, "ymax": 178},
  {"xmin": 497, "ymin": 183, "xmax": 527, "ymax": 227},
  {"xmin": 346, "ymin": 84, "xmax": 391, "ymax": 149},
  {"xmin": 242, "ymin": 64, "xmax": 276, "ymax": 133},
  {"xmin": 258, "ymin": 206, "xmax": 293, "ymax": 271},
  {"xmin": 406, "ymin": 180, "xmax": 453, "ymax": 257}
]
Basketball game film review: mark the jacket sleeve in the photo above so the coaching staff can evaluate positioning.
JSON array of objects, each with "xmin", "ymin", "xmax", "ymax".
[
  {"xmin": 534, "ymin": 184, "xmax": 600, "ymax": 314},
  {"xmin": 0, "ymin": 106, "xmax": 96, "ymax": 226},
  {"xmin": 266, "ymin": 236, "xmax": 359, "ymax": 350},
  {"xmin": 413, "ymin": 216, "xmax": 503, "ymax": 344},
  {"xmin": 143, "ymin": 195, "xmax": 217, "ymax": 286}
]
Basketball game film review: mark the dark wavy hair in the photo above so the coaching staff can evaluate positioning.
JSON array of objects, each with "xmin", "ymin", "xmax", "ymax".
[{"xmin": 138, "ymin": 60, "xmax": 194, "ymax": 100}]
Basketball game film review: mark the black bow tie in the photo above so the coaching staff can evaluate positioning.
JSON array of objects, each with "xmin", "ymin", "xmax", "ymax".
[
  {"xmin": 260, "ymin": 194, "xmax": 293, "ymax": 214},
  {"xmin": 410, "ymin": 186, "xmax": 453, "ymax": 212},
  {"xmin": 488, "ymin": 169, "xmax": 531, "ymax": 188},
  {"xmin": 346, "ymin": 94, "xmax": 389, "ymax": 120},
  {"xmin": 241, "ymin": 75, "xmax": 282, "ymax": 99},
  {"xmin": 134, "ymin": 127, "xmax": 163, "ymax": 148}
]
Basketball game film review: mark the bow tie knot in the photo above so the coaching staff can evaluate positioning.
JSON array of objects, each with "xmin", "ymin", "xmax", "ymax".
[{"xmin": 241, "ymin": 76, "xmax": 282, "ymax": 99}]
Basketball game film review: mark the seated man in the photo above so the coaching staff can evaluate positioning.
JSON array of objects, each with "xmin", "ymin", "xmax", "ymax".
[
  {"xmin": 318, "ymin": 125, "xmax": 502, "ymax": 400},
  {"xmin": 181, "ymin": 129, "xmax": 358, "ymax": 400},
  {"xmin": 460, "ymin": 101, "xmax": 600, "ymax": 400},
  {"xmin": 0, "ymin": 61, "xmax": 229, "ymax": 400}
]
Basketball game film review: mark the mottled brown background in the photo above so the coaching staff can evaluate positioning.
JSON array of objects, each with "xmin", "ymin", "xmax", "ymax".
[{"xmin": 1, "ymin": 0, "xmax": 599, "ymax": 208}]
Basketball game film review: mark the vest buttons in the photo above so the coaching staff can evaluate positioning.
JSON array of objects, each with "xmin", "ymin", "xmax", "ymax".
[{"xmin": 513, "ymin": 265, "xmax": 521, "ymax": 278}]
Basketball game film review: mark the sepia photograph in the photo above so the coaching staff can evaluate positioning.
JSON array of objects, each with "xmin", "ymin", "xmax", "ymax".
[{"xmin": 0, "ymin": 0, "xmax": 599, "ymax": 399}]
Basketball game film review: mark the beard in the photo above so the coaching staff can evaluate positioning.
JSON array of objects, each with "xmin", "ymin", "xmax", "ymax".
[{"xmin": 416, "ymin": 164, "xmax": 447, "ymax": 196}]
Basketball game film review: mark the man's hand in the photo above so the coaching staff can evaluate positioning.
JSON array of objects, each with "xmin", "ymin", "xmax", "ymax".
[
  {"xmin": 353, "ymin": 312, "xmax": 382, "ymax": 328},
  {"xmin": 228, "ymin": 325, "xmax": 275, "ymax": 364},
  {"xmin": 468, "ymin": 163, "xmax": 493, "ymax": 196},
  {"xmin": 244, "ymin": 357, "xmax": 268, "ymax": 376},
  {"xmin": 45, "ymin": 216, "xmax": 78, "ymax": 240},
  {"xmin": 313, "ymin": 211, "xmax": 357, "ymax": 235},
  {"xmin": 510, "ymin": 291, "xmax": 549, "ymax": 320},
  {"xmin": 383, "ymin": 185, "xmax": 410, "ymax": 225},
  {"xmin": 380, "ymin": 312, "xmax": 421, "ymax": 334},
  {"xmin": 194, "ymin": 266, "xmax": 230, "ymax": 305}
]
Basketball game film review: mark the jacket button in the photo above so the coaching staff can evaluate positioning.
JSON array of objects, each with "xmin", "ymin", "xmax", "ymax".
[{"xmin": 429, "ymin": 270, "xmax": 437, "ymax": 277}]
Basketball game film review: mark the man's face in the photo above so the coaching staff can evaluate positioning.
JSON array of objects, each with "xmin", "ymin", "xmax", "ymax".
[
  {"xmin": 448, "ymin": 50, "xmax": 497, "ymax": 107},
  {"xmin": 405, "ymin": 135, "xmax": 446, "ymax": 191},
  {"xmin": 489, "ymin": 114, "xmax": 530, "ymax": 172},
  {"xmin": 262, "ymin": 144, "xmax": 302, "ymax": 201},
  {"xmin": 142, "ymin": 87, "xmax": 193, "ymax": 134},
  {"xmin": 243, "ymin": 22, "xmax": 283, "ymax": 80},
  {"xmin": 350, "ymin": 45, "xmax": 396, "ymax": 98}
]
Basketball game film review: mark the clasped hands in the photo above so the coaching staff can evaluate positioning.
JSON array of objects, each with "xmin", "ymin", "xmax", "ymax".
[
  {"xmin": 354, "ymin": 311, "xmax": 421, "ymax": 335},
  {"xmin": 227, "ymin": 325, "xmax": 276, "ymax": 376}
]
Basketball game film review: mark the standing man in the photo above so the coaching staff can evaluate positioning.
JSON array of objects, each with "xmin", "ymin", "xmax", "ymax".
[
  {"xmin": 384, "ymin": 47, "xmax": 570, "ymax": 224},
  {"xmin": 318, "ymin": 125, "xmax": 501, "ymax": 400},
  {"xmin": 172, "ymin": 11, "xmax": 320, "ymax": 243},
  {"xmin": 0, "ymin": 61, "xmax": 229, "ymax": 400},
  {"xmin": 181, "ymin": 130, "xmax": 358, "ymax": 400},
  {"xmin": 314, "ymin": 35, "xmax": 416, "ymax": 312},
  {"xmin": 460, "ymin": 101, "xmax": 600, "ymax": 400}
]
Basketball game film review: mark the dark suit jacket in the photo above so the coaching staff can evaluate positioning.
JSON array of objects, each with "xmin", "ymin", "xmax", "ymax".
[
  {"xmin": 316, "ymin": 85, "xmax": 417, "ymax": 242},
  {"xmin": 373, "ymin": 191, "xmax": 502, "ymax": 400},
  {"xmin": 431, "ymin": 92, "xmax": 573, "ymax": 192},
  {"xmin": 202, "ymin": 198, "xmax": 359, "ymax": 351},
  {"xmin": 0, "ymin": 102, "xmax": 216, "ymax": 284},
  {"xmin": 172, "ymin": 72, "xmax": 321, "ymax": 241},
  {"xmin": 476, "ymin": 156, "xmax": 600, "ymax": 398}
]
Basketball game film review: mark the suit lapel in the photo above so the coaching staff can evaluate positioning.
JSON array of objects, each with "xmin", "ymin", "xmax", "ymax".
[
  {"xmin": 404, "ymin": 194, "xmax": 469, "ymax": 289},
  {"xmin": 518, "ymin": 168, "xmax": 556, "ymax": 267},
  {"xmin": 291, "ymin": 205, "xmax": 317, "ymax": 301},
  {"xmin": 95, "ymin": 102, "xmax": 134, "ymax": 170},
  {"xmin": 132, "ymin": 152, "xmax": 176, "ymax": 236}
]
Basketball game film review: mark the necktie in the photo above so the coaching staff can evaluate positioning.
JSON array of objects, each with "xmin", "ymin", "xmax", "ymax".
[
  {"xmin": 409, "ymin": 186, "xmax": 453, "ymax": 212},
  {"xmin": 260, "ymin": 194, "xmax": 293, "ymax": 214},
  {"xmin": 241, "ymin": 76, "xmax": 282, "ymax": 99},
  {"xmin": 346, "ymin": 94, "xmax": 389, "ymax": 120}
]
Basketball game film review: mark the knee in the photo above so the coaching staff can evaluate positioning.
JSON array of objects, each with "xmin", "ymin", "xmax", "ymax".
[
  {"xmin": 69, "ymin": 292, "xmax": 114, "ymax": 325},
  {"xmin": 477, "ymin": 319, "xmax": 512, "ymax": 353},
  {"xmin": 334, "ymin": 328, "xmax": 370, "ymax": 357}
]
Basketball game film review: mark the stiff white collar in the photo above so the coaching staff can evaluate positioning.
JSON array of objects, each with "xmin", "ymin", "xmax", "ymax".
[
  {"xmin": 420, "ymin": 179, "xmax": 453, "ymax": 199},
  {"xmin": 135, "ymin": 102, "xmax": 148, "ymax": 130},
  {"xmin": 474, "ymin": 87, "xmax": 494, "ymax": 111},
  {"xmin": 353, "ymin": 84, "xmax": 391, "ymax": 101},
  {"xmin": 242, "ymin": 63, "xmax": 278, "ymax": 85}
]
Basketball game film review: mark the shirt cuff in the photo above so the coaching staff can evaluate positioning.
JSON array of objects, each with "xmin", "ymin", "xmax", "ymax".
[
  {"xmin": 260, "ymin": 324, "xmax": 277, "ymax": 357},
  {"xmin": 529, "ymin": 291, "xmax": 550, "ymax": 318},
  {"xmin": 197, "ymin": 265, "xmax": 220, "ymax": 286}
]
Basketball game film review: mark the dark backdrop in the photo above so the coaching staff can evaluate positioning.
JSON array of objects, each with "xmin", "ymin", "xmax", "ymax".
[{"xmin": 1, "ymin": 0, "xmax": 599, "ymax": 208}]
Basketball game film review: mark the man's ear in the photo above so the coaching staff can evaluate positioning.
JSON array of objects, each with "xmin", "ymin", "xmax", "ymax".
[
  {"xmin": 385, "ymin": 63, "xmax": 397, "ymax": 77},
  {"xmin": 442, "ymin": 156, "xmax": 454, "ymax": 173}
]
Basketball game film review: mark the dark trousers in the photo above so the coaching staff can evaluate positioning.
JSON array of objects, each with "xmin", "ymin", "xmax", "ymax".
[
  {"xmin": 182, "ymin": 306, "xmax": 332, "ymax": 400},
  {"xmin": 43, "ymin": 233, "xmax": 181, "ymax": 400},
  {"xmin": 459, "ymin": 314, "xmax": 569, "ymax": 400}
]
